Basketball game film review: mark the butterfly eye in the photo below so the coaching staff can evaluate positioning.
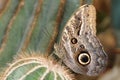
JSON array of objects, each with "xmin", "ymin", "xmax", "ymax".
[
  {"xmin": 78, "ymin": 52, "xmax": 90, "ymax": 65},
  {"xmin": 71, "ymin": 38, "xmax": 77, "ymax": 44}
]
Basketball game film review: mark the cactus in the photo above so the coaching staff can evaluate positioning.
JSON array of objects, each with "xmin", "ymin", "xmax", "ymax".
[
  {"xmin": 0, "ymin": 0, "xmax": 65, "ymax": 68},
  {"xmin": 0, "ymin": 0, "xmax": 81, "ymax": 80},
  {"xmin": 0, "ymin": 52, "xmax": 74, "ymax": 80}
]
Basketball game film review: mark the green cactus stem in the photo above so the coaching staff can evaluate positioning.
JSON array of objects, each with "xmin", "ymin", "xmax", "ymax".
[{"xmin": 0, "ymin": 51, "xmax": 74, "ymax": 80}]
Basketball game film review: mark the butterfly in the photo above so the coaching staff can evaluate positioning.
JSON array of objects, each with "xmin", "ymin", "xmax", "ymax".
[{"xmin": 54, "ymin": 4, "xmax": 108, "ymax": 76}]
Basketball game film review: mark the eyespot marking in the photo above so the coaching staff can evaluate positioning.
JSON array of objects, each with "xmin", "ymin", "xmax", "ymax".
[
  {"xmin": 80, "ymin": 45, "xmax": 85, "ymax": 49},
  {"xmin": 78, "ymin": 52, "xmax": 91, "ymax": 65},
  {"xmin": 71, "ymin": 38, "xmax": 77, "ymax": 44}
]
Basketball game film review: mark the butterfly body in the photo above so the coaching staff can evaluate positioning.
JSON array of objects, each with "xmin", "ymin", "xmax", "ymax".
[{"xmin": 54, "ymin": 4, "xmax": 108, "ymax": 76}]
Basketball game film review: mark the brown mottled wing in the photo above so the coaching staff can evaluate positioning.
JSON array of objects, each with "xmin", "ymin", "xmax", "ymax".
[{"xmin": 54, "ymin": 4, "xmax": 108, "ymax": 76}]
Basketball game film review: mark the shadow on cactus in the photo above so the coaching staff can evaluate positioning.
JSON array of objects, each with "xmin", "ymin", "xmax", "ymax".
[{"xmin": 0, "ymin": 51, "xmax": 74, "ymax": 80}]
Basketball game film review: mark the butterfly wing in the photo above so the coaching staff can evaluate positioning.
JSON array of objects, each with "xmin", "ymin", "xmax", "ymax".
[{"xmin": 55, "ymin": 4, "xmax": 108, "ymax": 76}]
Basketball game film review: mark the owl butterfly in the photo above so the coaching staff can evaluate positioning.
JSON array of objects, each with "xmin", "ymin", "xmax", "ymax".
[{"xmin": 54, "ymin": 4, "xmax": 108, "ymax": 76}]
